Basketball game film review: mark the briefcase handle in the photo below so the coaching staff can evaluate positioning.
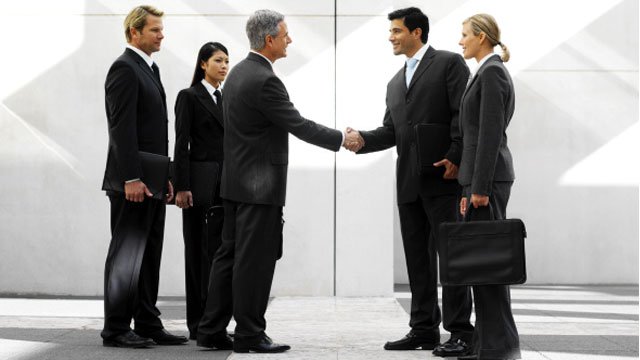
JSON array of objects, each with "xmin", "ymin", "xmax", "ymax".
[{"xmin": 463, "ymin": 202, "xmax": 494, "ymax": 222}]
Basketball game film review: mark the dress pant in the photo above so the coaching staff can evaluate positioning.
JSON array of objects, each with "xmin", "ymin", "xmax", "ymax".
[
  {"xmin": 198, "ymin": 200, "xmax": 282, "ymax": 342},
  {"xmin": 398, "ymin": 194, "xmax": 474, "ymax": 341},
  {"xmin": 182, "ymin": 201, "xmax": 223, "ymax": 337},
  {"xmin": 101, "ymin": 195, "xmax": 165, "ymax": 339},
  {"xmin": 463, "ymin": 182, "xmax": 521, "ymax": 359}
]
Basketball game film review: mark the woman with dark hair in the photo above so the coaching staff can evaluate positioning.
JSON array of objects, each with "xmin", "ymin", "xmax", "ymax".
[
  {"xmin": 173, "ymin": 42, "xmax": 229, "ymax": 340},
  {"xmin": 456, "ymin": 14, "xmax": 519, "ymax": 360}
]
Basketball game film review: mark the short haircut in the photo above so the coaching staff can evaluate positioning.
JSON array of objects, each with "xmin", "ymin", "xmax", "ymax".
[
  {"xmin": 246, "ymin": 9, "xmax": 284, "ymax": 51},
  {"xmin": 388, "ymin": 7, "xmax": 429, "ymax": 44},
  {"xmin": 124, "ymin": 5, "xmax": 164, "ymax": 42}
]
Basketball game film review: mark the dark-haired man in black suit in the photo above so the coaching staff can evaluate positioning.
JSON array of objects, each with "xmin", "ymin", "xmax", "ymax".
[
  {"xmin": 351, "ymin": 7, "xmax": 473, "ymax": 357},
  {"xmin": 101, "ymin": 5, "xmax": 187, "ymax": 348}
]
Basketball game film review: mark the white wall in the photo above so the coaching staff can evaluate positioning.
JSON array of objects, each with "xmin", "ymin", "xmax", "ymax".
[{"xmin": 0, "ymin": 0, "xmax": 636, "ymax": 298}]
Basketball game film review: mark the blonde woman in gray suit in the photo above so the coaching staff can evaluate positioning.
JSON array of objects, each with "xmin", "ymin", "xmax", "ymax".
[{"xmin": 456, "ymin": 14, "xmax": 520, "ymax": 360}]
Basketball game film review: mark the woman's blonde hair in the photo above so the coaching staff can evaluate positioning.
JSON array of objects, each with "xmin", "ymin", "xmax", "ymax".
[
  {"xmin": 463, "ymin": 14, "xmax": 510, "ymax": 62},
  {"xmin": 124, "ymin": 5, "xmax": 164, "ymax": 43}
]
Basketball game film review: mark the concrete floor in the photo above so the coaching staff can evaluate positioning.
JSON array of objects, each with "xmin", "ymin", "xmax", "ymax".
[{"xmin": 0, "ymin": 285, "xmax": 637, "ymax": 359}]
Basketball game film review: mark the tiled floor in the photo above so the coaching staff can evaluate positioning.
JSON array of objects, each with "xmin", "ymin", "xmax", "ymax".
[{"xmin": 0, "ymin": 285, "xmax": 637, "ymax": 359}]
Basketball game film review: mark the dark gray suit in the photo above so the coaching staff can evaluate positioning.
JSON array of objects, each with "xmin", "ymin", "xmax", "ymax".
[
  {"xmin": 198, "ymin": 52, "xmax": 343, "ymax": 343},
  {"xmin": 358, "ymin": 46, "xmax": 474, "ymax": 342},
  {"xmin": 458, "ymin": 54, "xmax": 520, "ymax": 359}
]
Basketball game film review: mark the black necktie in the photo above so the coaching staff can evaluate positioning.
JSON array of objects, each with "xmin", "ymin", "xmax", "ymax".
[
  {"xmin": 151, "ymin": 62, "xmax": 161, "ymax": 82},
  {"xmin": 214, "ymin": 90, "xmax": 222, "ymax": 109}
]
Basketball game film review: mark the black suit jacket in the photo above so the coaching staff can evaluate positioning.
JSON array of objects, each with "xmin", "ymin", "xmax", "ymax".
[
  {"xmin": 102, "ymin": 48, "xmax": 168, "ymax": 190},
  {"xmin": 173, "ymin": 82, "xmax": 224, "ymax": 192},
  {"xmin": 359, "ymin": 46, "xmax": 470, "ymax": 204},
  {"xmin": 458, "ymin": 55, "xmax": 515, "ymax": 195},
  {"xmin": 220, "ymin": 52, "xmax": 343, "ymax": 206}
]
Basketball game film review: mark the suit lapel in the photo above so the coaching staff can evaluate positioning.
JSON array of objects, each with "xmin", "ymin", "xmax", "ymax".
[
  {"xmin": 195, "ymin": 83, "xmax": 223, "ymax": 127},
  {"xmin": 461, "ymin": 54, "xmax": 502, "ymax": 102},
  {"xmin": 407, "ymin": 46, "xmax": 436, "ymax": 93},
  {"xmin": 125, "ymin": 49, "xmax": 165, "ymax": 97}
]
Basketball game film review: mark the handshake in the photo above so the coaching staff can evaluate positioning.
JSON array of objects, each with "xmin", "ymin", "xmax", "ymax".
[{"xmin": 342, "ymin": 127, "xmax": 365, "ymax": 152}]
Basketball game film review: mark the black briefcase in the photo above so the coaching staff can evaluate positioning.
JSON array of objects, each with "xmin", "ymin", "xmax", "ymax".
[
  {"xmin": 102, "ymin": 151, "xmax": 170, "ymax": 200},
  {"xmin": 438, "ymin": 206, "xmax": 527, "ymax": 286}
]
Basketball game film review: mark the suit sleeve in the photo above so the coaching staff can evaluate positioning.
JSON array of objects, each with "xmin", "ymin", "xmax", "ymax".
[
  {"xmin": 357, "ymin": 104, "xmax": 396, "ymax": 154},
  {"xmin": 173, "ymin": 89, "xmax": 193, "ymax": 191},
  {"xmin": 472, "ymin": 65, "xmax": 509, "ymax": 195},
  {"xmin": 445, "ymin": 54, "xmax": 470, "ymax": 165},
  {"xmin": 105, "ymin": 62, "xmax": 141, "ymax": 181},
  {"xmin": 260, "ymin": 76, "xmax": 343, "ymax": 151}
]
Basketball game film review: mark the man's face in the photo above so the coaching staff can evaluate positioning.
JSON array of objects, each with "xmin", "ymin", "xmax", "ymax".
[
  {"xmin": 131, "ymin": 15, "xmax": 164, "ymax": 55},
  {"xmin": 388, "ymin": 18, "xmax": 421, "ymax": 56},
  {"xmin": 270, "ymin": 21, "xmax": 292, "ymax": 61}
]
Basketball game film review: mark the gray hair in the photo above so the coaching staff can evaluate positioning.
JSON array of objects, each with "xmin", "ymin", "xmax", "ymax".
[{"xmin": 246, "ymin": 9, "xmax": 284, "ymax": 50}]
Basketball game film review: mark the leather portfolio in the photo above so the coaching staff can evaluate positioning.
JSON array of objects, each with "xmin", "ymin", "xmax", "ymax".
[
  {"xmin": 438, "ymin": 207, "xmax": 527, "ymax": 286},
  {"xmin": 414, "ymin": 123, "xmax": 451, "ymax": 175},
  {"xmin": 102, "ymin": 151, "xmax": 170, "ymax": 201},
  {"xmin": 189, "ymin": 161, "xmax": 220, "ymax": 207}
]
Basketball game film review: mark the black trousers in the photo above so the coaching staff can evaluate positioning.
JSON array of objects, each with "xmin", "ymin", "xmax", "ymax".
[
  {"xmin": 197, "ymin": 200, "xmax": 282, "ymax": 342},
  {"xmin": 101, "ymin": 195, "xmax": 165, "ymax": 339},
  {"xmin": 463, "ymin": 182, "xmax": 520, "ymax": 359},
  {"xmin": 182, "ymin": 202, "xmax": 223, "ymax": 337},
  {"xmin": 398, "ymin": 194, "xmax": 474, "ymax": 341}
]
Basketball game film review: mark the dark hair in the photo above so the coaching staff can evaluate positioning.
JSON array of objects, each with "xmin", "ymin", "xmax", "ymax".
[
  {"xmin": 190, "ymin": 42, "xmax": 229, "ymax": 86},
  {"xmin": 388, "ymin": 7, "xmax": 429, "ymax": 44}
]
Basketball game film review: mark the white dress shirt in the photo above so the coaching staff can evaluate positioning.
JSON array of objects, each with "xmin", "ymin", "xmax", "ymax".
[{"xmin": 201, "ymin": 79, "xmax": 221, "ymax": 104}]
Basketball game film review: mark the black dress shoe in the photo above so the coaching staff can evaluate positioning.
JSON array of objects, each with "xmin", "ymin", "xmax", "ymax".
[
  {"xmin": 197, "ymin": 332, "xmax": 234, "ymax": 350},
  {"xmin": 433, "ymin": 338, "xmax": 471, "ymax": 357},
  {"xmin": 233, "ymin": 335, "xmax": 290, "ymax": 353},
  {"xmin": 103, "ymin": 330, "xmax": 154, "ymax": 348},
  {"xmin": 136, "ymin": 329, "xmax": 188, "ymax": 345},
  {"xmin": 384, "ymin": 331, "xmax": 440, "ymax": 350}
]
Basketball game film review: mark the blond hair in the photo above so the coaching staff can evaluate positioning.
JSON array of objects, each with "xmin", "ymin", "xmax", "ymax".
[
  {"xmin": 463, "ymin": 14, "xmax": 510, "ymax": 62},
  {"xmin": 124, "ymin": 5, "xmax": 164, "ymax": 42}
]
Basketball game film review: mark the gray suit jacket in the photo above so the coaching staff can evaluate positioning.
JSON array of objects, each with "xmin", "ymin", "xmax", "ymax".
[
  {"xmin": 458, "ymin": 55, "xmax": 515, "ymax": 195},
  {"xmin": 220, "ymin": 52, "xmax": 343, "ymax": 206},
  {"xmin": 358, "ymin": 46, "xmax": 469, "ymax": 204}
]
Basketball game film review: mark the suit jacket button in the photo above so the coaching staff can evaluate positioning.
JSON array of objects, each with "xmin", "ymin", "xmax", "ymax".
[{"xmin": 406, "ymin": 98, "xmax": 411, "ymax": 104}]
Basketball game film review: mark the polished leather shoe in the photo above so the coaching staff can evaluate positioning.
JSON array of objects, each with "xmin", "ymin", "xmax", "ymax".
[
  {"xmin": 433, "ymin": 338, "xmax": 471, "ymax": 357},
  {"xmin": 383, "ymin": 331, "xmax": 440, "ymax": 350},
  {"xmin": 233, "ymin": 335, "xmax": 290, "ymax": 353},
  {"xmin": 103, "ymin": 330, "xmax": 154, "ymax": 348},
  {"xmin": 197, "ymin": 332, "xmax": 233, "ymax": 350},
  {"xmin": 136, "ymin": 329, "xmax": 188, "ymax": 345}
]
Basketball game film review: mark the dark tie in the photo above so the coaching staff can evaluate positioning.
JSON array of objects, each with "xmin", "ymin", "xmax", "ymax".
[
  {"xmin": 151, "ymin": 62, "xmax": 161, "ymax": 82},
  {"xmin": 213, "ymin": 90, "xmax": 222, "ymax": 110}
]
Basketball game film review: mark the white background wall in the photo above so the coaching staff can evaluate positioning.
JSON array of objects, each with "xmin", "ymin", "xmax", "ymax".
[{"xmin": 0, "ymin": 0, "xmax": 637, "ymax": 297}]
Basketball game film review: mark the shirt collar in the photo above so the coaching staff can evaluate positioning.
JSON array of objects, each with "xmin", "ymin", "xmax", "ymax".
[
  {"xmin": 126, "ymin": 44, "xmax": 154, "ymax": 68},
  {"xmin": 407, "ymin": 42, "xmax": 429, "ymax": 63},
  {"xmin": 471, "ymin": 52, "xmax": 500, "ymax": 78},
  {"xmin": 250, "ymin": 50, "xmax": 273, "ymax": 66},
  {"xmin": 200, "ymin": 78, "xmax": 220, "ymax": 94}
]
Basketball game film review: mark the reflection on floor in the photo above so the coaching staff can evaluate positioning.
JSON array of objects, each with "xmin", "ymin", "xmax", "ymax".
[{"xmin": 0, "ymin": 285, "xmax": 637, "ymax": 359}]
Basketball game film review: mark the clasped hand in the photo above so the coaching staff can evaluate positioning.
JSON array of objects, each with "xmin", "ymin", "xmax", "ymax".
[{"xmin": 343, "ymin": 127, "xmax": 365, "ymax": 152}]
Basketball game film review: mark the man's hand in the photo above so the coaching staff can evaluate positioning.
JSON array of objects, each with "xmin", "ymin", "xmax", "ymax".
[
  {"xmin": 343, "ymin": 127, "xmax": 365, "ymax": 152},
  {"xmin": 124, "ymin": 180, "xmax": 153, "ymax": 202},
  {"xmin": 433, "ymin": 158, "xmax": 458, "ymax": 179},
  {"xmin": 175, "ymin": 191, "xmax": 193, "ymax": 209},
  {"xmin": 460, "ymin": 196, "xmax": 468, "ymax": 216},
  {"xmin": 166, "ymin": 180, "xmax": 174, "ymax": 203},
  {"xmin": 470, "ymin": 193, "xmax": 489, "ymax": 208}
]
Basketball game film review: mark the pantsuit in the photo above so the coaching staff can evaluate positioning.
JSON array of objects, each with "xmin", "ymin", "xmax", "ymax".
[
  {"xmin": 458, "ymin": 54, "xmax": 520, "ymax": 359},
  {"xmin": 463, "ymin": 182, "xmax": 520, "ymax": 359},
  {"xmin": 174, "ymin": 82, "xmax": 225, "ymax": 337}
]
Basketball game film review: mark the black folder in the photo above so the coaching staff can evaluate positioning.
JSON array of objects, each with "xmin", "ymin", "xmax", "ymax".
[
  {"xmin": 102, "ymin": 151, "xmax": 170, "ymax": 200},
  {"xmin": 414, "ymin": 123, "xmax": 451, "ymax": 175},
  {"xmin": 189, "ymin": 161, "xmax": 220, "ymax": 207}
]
